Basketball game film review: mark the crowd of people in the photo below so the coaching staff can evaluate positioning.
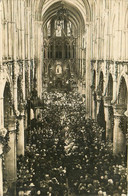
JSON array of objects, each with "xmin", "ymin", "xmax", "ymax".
[{"xmin": 17, "ymin": 91, "xmax": 127, "ymax": 196}]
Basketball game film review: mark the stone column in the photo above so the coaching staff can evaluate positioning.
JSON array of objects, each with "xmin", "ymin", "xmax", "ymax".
[
  {"xmin": 13, "ymin": 62, "xmax": 18, "ymax": 111},
  {"xmin": 104, "ymin": 96, "xmax": 113, "ymax": 141},
  {"xmin": 17, "ymin": 114, "xmax": 24, "ymax": 156},
  {"xmin": 0, "ymin": 97, "xmax": 4, "ymax": 128},
  {"xmin": 113, "ymin": 104, "xmax": 126, "ymax": 154},
  {"xmin": 124, "ymin": 110, "xmax": 128, "ymax": 193},
  {"xmin": 0, "ymin": 97, "xmax": 5, "ymax": 196},
  {"xmin": 0, "ymin": 2, "xmax": 2, "ymax": 65},
  {"xmin": 85, "ymin": 23, "xmax": 92, "ymax": 118},
  {"xmin": 92, "ymin": 91, "xmax": 97, "ymax": 120},
  {"xmin": 4, "ymin": 116, "xmax": 17, "ymax": 196},
  {"xmin": 96, "ymin": 95, "xmax": 102, "ymax": 115},
  {"xmin": 0, "ymin": 143, "xmax": 3, "ymax": 196},
  {"xmin": 28, "ymin": 60, "xmax": 31, "ymax": 93}
]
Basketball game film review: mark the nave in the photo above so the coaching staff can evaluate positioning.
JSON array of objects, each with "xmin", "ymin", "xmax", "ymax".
[{"xmin": 13, "ymin": 91, "xmax": 127, "ymax": 196}]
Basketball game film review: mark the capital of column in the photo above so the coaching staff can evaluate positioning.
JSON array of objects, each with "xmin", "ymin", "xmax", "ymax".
[
  {"xmin": 96, "ymin": 95, "xmax": 102, "ymax": 102},
  {"xmin": 9, "ymin": 129, "xmax": 17, "ymax": 135},
  {"xmin": 16, "ymin": 112, "xmax": 25, "ymax": 120},
  {"xmin": 113, "ymin": 104, "xmax": 126, "ymax": 117},
  {"xmin": 104, "ymin": 96, "xmax": 112, "ymax": 107}
]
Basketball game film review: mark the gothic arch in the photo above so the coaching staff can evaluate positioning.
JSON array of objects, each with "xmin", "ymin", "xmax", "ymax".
[
  {"xmin": 37, "ymin": 0, "xmax": 91, "ymax": 23},
  {"xmin": 17, "ymin": 76, "xmax": 23, "ymax": 113},
  {"xmin": 42, "ymin": 1, "xmax": 86, "ymax": 32},
  {"xmin": 97, "ymin": 71, "xmax": 104, "ymax": 95},
  {"xmin": 2, "ymin": 75, "xmax": 14, "ymax": 103},
  {"xmin": 107, "ymin": 73, "xmax": 113, "ymax": 100},
  {"xmin": 118, "ymin": 76, "xmax": 127, "ymax": 107},
  {"xmin": 3, "ymin": 82, "xmax": 13, "ymax": 129},
  {"xmin": 92, "ymin": 69, "xmax": 96, "ymax": 90},
  {"xmin": 116, "ymin": 73, "xmax": 128, "ymax": 105}
]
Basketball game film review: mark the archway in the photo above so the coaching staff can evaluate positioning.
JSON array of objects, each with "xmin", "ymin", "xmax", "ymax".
[
  {"xmin": 97, "ymin": 72, "xmax": 106, "ymax": 140},
  {"xmin": 17, "ymin": 77, "xmax": 24, "ymax": 113},
  {"xmin": 118, "ymin": 77, "xmax": 127, "ymax": 106},
  {"xmin": 113, "ymin": 77, "xmax": 127, "ymax": 154},
  {"xmin": 4, "ymin": 82, "xmax": 13, "ymax": 129},
  {"xmin": 104, "ymin": 74, "xmax": 114, "ymax": 142}
]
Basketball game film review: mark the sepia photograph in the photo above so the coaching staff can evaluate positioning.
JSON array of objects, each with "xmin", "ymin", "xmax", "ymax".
[{"xmin": 0, "ymin": 0, "xmax": 128, "ymax": 195}]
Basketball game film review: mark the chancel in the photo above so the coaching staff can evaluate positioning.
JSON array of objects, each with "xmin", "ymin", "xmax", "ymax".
[{"xmin": 0, "ymin": 0, "xmax": 128, "ymax": 196}]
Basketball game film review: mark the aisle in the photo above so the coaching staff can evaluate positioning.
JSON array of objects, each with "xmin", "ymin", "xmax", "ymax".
[{"xmin": 17, "ymin": 91, "xmax": 127, "ymax": 196}]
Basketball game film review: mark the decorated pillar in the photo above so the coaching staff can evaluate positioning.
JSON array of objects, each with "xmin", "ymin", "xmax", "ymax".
[
  {"xmin": 96, "ymin": 95, "xmax": 102, "ymax": 115},
  {"xmin": 0, "ymin": 98, "xmax": 4, "ymax": 196},
  {"xmin": 0, "ymin": 97, "xmax": 4, "ymax": 128},
  {"xmin": 104, "ymin": 96, "xmax": 113, "ymax": 141},
  {"xmin": 113, "ymin": 104, "xmax": 126, "ymax": 154},
  {"xmin": 85, "ymin": 23, "xmax": 92, "ymax": 118},
  {"xmin": 92, "ymin": 91, "xmax": 97, "ymax": 120},
  {"xmin": 17, "ymin": 113, "xmax": 25, "ymax": 156},
  {"xmin": 4, "ymin": 116, "xmax": 17, "ymax": 195},
  {"xmin": 0, "ymin": 143, "xmax": 3, "ymax": 196},
  {"xmin": 0, "ymin": 128, "xmax": 7, "ymax": 196}
]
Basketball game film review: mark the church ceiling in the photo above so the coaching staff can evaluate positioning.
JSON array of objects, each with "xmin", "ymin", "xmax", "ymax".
[{"xmin": 34, "ymin": 0, "xmax": 91, "ymax": 22}]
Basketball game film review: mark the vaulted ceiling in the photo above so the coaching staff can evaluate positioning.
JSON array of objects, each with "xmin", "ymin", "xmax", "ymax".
[{"xmin": 34, "ymin": 0, "xmax": 91, "ymax": 24}]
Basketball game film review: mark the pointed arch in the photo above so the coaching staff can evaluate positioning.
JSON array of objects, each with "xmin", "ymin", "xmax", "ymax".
[
  {"xmin": 118, "ymin": 76, "xmax": 127, "ymax": 107},
  {"xmin": 3, "ymin": 82, "xmax": 13, "ymax": 129},
  {"xmin": 106, "ymin": 73, "xmax": 113, "ymax": 101}
]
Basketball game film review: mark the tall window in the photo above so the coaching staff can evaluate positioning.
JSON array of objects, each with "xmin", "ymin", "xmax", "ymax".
[
  {"xmin": 67, "ymin": 21, "xmax": 72, "ymax": 36},
  {"xmin": 55, "ymin": 20, "xmax": 64, "ymax": 37},
  {"xmin": 47, "ymin": 20, "xmax": 51, "ymax": 36}
]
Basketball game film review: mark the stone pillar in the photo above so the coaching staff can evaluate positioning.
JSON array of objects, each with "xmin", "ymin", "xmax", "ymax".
[
  {"xmin": 0, "ymin": 97, "xmax": 4, "ymax": 128},
  {"xmin": 124, "ymin": 110, "xmax": 128, "ymax": 193},
  {"xmin": 17, "ymin": 114, "xmax": 24, "ymax": 156},
  {"xmin": 113, "ymin": 104, "xmax": 126, "ymax": 154},
  {"xmin": 104, "ymin": 105, "xmax": 112, "ymax": 141},
  {"xmin": 13, "ymin": 62, "xmax": 18, "ymax": 111},
  {"xmin": 104, "ymin": 96, "xmax": 113, "ymax": 141},
  {"xmin": 96, "ymin": 95, "xmax": 102, "ymax": 115},
  {"xmin": 85, "ymin": 23, "xmax": 92, "ymax": 118},
  {"xmin": 23, "ymin": 109, "xmax": 28, "ymax": 130},
  {"xmin": 0, "ymin": 143, "xmax": 3, "ymax": 196},
  {"xmin": 92, "ymin": 91, "xmax": 97, "ymax": 120},
  {"xmin": 4, "ymin": 116, "xmax": 17, "ymax": 196},
  {"xmin": 28, "ymin": 60, "xmax": 31, "ymax": 93}
]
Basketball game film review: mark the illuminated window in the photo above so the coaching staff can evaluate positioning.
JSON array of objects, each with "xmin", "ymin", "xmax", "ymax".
[
  {"xmin": 67, "ymin": 21, "xmax": 71, "ymax": 36},
  {"xmin": 55, "ymin": 20, "xmax": 64, "ymax": 37},
  {"xmin": 47, "ymin": 20, "xmax": 51, "ymax": 36}
]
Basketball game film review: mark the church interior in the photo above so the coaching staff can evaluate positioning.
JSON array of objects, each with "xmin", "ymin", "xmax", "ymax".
[{"xmin": 0, "ymin": 0, "xmax": 128, "ymax": 195}]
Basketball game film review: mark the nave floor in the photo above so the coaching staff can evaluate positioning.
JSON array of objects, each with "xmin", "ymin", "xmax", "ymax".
[{"xmin": 15, "ymin": 91, "xmax": 126, "ymax": 196}]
